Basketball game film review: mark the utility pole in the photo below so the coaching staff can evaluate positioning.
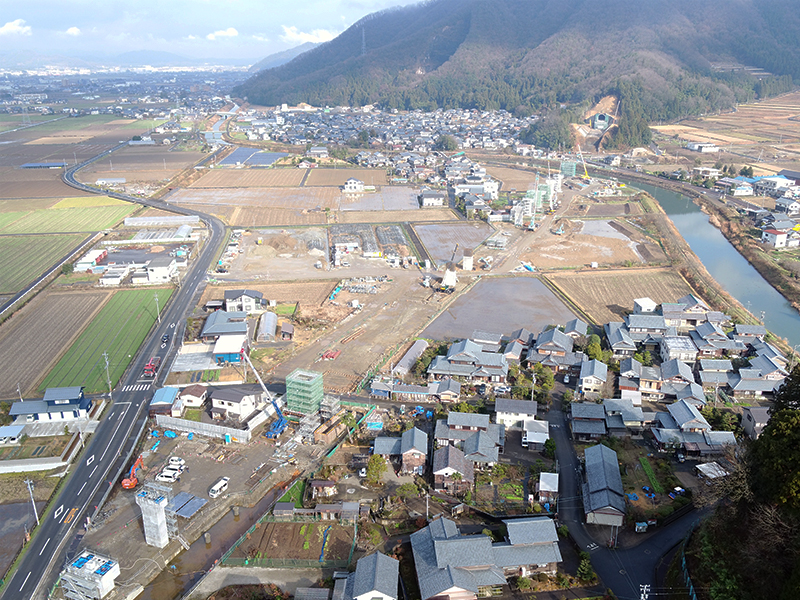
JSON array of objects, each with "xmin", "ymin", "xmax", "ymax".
[
  {"xmin": 103, "ymin": 351, "xmax": 112, "ymax": 402},
  {"xmin": 154, "ymin": 291, "xmax": 161, "ymax": 324},
  {"xmin": 24, "ymin": 479, "xmax": 39, "ymax": 526},
  {"xmin": 17, "ymin": 383, "xmax": 23, "ymax": 402}
]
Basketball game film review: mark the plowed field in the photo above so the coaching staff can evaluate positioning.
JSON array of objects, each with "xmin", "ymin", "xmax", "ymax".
[
  {"xmin": 232, "ymin": 522, "xmax": 353, "ymax": 561},
  {"xmin": 306, "ymin": 168, "xmax": 386, "ymax": 187},
  {"xmin": 546, "ymin": 268, "xmax": 695, "ymax": 323},
  {"xmin": 191, "ymin": 169, "xmax": 306, "ymax": 188},
  {"xmin": 0, "ymin": 290, "xmax": 111, "ymax": 398}
]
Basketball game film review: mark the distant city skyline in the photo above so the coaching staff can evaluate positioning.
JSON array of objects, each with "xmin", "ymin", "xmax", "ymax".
[{"xmin": 0, "ymin": 0, "xmax": 420, "ymax": 63}]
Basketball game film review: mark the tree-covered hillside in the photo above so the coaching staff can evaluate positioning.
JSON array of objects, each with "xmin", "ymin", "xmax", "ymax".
[{"xmin": 235, "ymin": 0, "xmax": 798, "ymax": 122}]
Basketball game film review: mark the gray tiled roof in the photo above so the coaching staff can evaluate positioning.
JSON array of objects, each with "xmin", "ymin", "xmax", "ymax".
[
  {"xmin": 224, "ymin": 289, "xmax": 263, "ymax": 300},
  {"xmin": 493, "ymin": 543, "xmax": 561, "ymax": 569},
  {"xmin": 626, "ymin": 314, "xmax": 667, "ymax": 330},
  {"xmin": 661, "ymin": 358, "xmax": 694, "ymax": 382},
  {"xmin": 699, "ymin": 359, "xmax": 733, "ymax": 372},
  {"xmin": 447, "ymin": 412, "xmax": 490, "ymax": 429},
  {"xmin": 202, "ymin": 310, "xmax": 249, "ymax": 337},
  {"xmin": 619, "ymin": 357, "xmax": 642, "ymax": 378},
  {"xmin": 494, "ymin": 399, "xmax": 537, "ymax": 417},
  {"xmin": 583, "ymin": 444, "xmax": 625, "ymax": 515},
  {"xmin": 579, "ymin": 359, "xmax": 607, "ymax": 382},
  {"xmin": 668, "ymin": 399, "xmax": 710, "ymax": 430},
  {"xmin": 432, "ymin": 445, "xmax": 474, "ymax": 483},
  {"xmin": 42, "ymin": 386, "xmax": 83, "ymax": 402},
  {"xmin": 352, "ymin": 552, "xmax": 399, "ymax": 600},
  {"xmin": 571, "ymin": 402, "xmax": 606, "ymax": 420},
  {"xmin": 565, "ymin": 318, "xmax": 588, "ymax": 336},
  {"xmin": 571, "ymin": 420, "xmax": 607, "ymax": 435},
  {"xmin": 463, "ymin": 430, "xmax": 499, "ymax": 463},
  {"xmin": 505, "ymin": 517, "xmax": 558, "ymax": 545},
  {"xmin": 401, "ymin": 427, "xmax": 428, "ymax": 455},
  {"xmin": 535, "ymin": 328, "xmax": 574, "ymax": 353},
  {"xmin": 374, "ymin": 436, "xmax": 402, "ymax": 456}
]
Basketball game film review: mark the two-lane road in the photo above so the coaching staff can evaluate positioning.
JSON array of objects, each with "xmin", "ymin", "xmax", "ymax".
[{"xmin": 1, "ymin": 146, "xmax": 226, "ymax": 600}]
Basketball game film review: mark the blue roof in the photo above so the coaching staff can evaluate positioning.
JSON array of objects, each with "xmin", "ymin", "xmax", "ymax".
[
  {"xmin": 0, "ymin": 425, "xmax": 25, "ymax": 438},
  {"xmin": 150, "ymin": 387, "xmax": 180, "ymax": 406}
]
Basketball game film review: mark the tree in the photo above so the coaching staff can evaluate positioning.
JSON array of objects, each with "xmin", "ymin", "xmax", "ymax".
[
  {"xmin": 396, "ymin": 482, "xmax": 419, "ymax": 499},
  {"xmin": 751, "ymin": 409, "xmax": 800, "ymax": 511},
  {"xmin": 577, "ymin": 552, "xmax": 596, "ymax": 582},
  {"xmin": 772, "ymin": 364, "xmax": 800, "ymax": 412},
  {"xmin": 434, "ymin": 135, "xmax": 458, "ymax": 151},
  {"xmin": 562, "ymin": 389, "xmax": 574, "ymax": 405},
  {"xmin": 533, "ymin": 363, "xmax": 554, "ymax": 392},
  {"xmin": 740, "ymin": 165, "xmax": 754, "ymax": 177},
  {"xmin": 61, "ymin": 263, "xmax": 74, "ymax": 276},
  {"xmin": 633, "ymin": 351, "xmax": 653, "ymax": 366},
  {"xmin": 520, "ymin": 113, "xmax": 574, "ymax": 150},
  {"xmin": 586, "ymin": 341, "xmax": 603, "ymax": 361},
  {"xmin": 543, "ymin": 438, "xmax": 556, "ymax": 459},
  {"xmin": 365, "ymin": 454, "xmax": 387, "ymax": 486},
  {"xmin": 342, "ymin": 412, "xmax": 357, "ymax": 442}
]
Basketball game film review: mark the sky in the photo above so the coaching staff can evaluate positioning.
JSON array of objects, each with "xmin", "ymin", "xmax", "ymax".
[{"xmin": 0, "ymin": 0, "xmax": 420, "ymax": 63}]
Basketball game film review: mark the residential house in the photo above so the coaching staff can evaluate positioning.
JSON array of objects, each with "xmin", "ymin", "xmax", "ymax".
[
  {"xmin": 432, "ymin": 444, "xmax": 474, "ymax": 494},
  {"xmin": 742, "ymin": 406, "xmax": 770, "ymax": 440},
  {"xmin": 536, "ymin": 472, "xmax": 559, "ymax": 505},
  {"xmin": 618, "ymin": 357, "xmax": 642, "ymax": 399},
  {"xmin": 224, "ymin": 289, "xmax": 266, "ymax": 313},
  {"xmin": 727, "ymin": 369, "xmax": 781, "ymax": 400},
  {"xmin": 213, "ymin": 333, "xmax": 248, "ymax": 364},
  {"xmin": 583, "ymin": 444, "xmax": 626, "ymax": 527},
  {"xmin": 689, "ymin": 322, "xmax": 747, "ymax": 358},
  {"xmin": 697, "ymin": 359, "xmax": 733, "ymax": 391},
  {"xmin": 472, "ymin": 330, "xmax": 504, "ymax": 353},
  {"xmin": 564, "ymin": 318, "xmax": 588, "ymax": 339},
  {"xmin": 570, "ymin": 402, "xmax": 607, "ymax": 440},
  {"xmin": 651, "ymin": 399, "xmax": 735, "ymax": 455},
  {"xmin": 201, "ymin": 310, "xmax": 248, "ymax": 342},
  {"xmin": 306, "ymin": 147, "xmax": 328, "ymax": 159},
  {"xmin": 10, "ymin": 386, "xmax": 91, "ymax": 423},
  {"xmin": 146, "ymin": 255, "xmax": 177, "ymax": 283},
  {"xmin": 660, "ymin": 336, "xmax": 698, "ymax": 363},
  {"xmin": 732, "ymin": 324, "xmax": 767, "ymax": 344},
  {"xmin": 419, "ymin": 190, "xmax": 447, "ymax": 207},
  {"xmin": 639, "ymin": 365, "xmax": 663, "ymax": 400},
  {"xmin": 507, "ymin": 328, "xmax": 533, "ymax": 348},
  {"xmin": 434, "ymin": 412, "xmax": 505, "ymax": 465},
  {"xmin": 148, "ymin": 387, "xmax": 180, "ymax": 417},
  {"xmin": 310, "ymin": 480, "xmax": 338, "ymax": 499},
  {"xmin": 503, "ymin": 340, "xmax": 525, "ymax": 363},
  {"xmin": 344, "ymin": 178, "xmax": 365, "ymax": 193},
  {"xmin": 373, "ymin": 427, "xmax": 429, "ymax": 475},
  {"xmin": 534, "ymin": 328, "xmax": 573, "ymax": 356},
  {"xmin": 579, "ymin": 359, "xmax": 608, "ymax": 394},
  {"xmin": 526, "ymin": 350, "xmax": 587, "ymax": 375},
  {"xmin": 625, "ymin": 314, "xmax": 668, "ymax": 337},
  {"xmin": 410, "ymin": 517, "xmax": 562, "ymax": 600},
  {"xmin": 494, "ymin": 399, "xmax": 537, "ymax": 429},
  {"xmin": 602, "ymin": 398, "xmax": 645, "ymax": 436},
  {"xmin": 341, "ymin": 552, "xmax": 399, "ymax": 600},
  {"xmin": 522, "ymin": 419, "xmax": 549, "ymax": 450},
  {"xmin": 210, "ymin": 387, "xmax": 263, "ymax": 421},
  {"xmin": 605, "ymin": 323, "xmax": 636, "ymax": 359},
  {"xmin": 633, "ymin": 297, "xmax": 658, "ymax": 314},
  {"xmin": 428, "ymin": 339, "xmax": 509, "ymax": 383},
  {"xmin": 179, "ymin": 384, "xmax": 208, "ymax": 408}
]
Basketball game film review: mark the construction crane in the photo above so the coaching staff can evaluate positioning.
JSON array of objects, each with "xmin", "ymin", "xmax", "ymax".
[
  {"xmin": 242, "ymin": 352, "xmax": 287, "ymax": 439},
  {"xmin": 575, "ymin": 143, "xmax": 590, "ymax": 180},
  {"xmin": 122, "ymin": 455, "xmax": 144, "ymax": 489}
]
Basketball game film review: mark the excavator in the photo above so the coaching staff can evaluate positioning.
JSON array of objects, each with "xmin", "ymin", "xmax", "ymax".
[{"xmin": 121, "ymin": 455, "xmax": 144, "ymax": 489}]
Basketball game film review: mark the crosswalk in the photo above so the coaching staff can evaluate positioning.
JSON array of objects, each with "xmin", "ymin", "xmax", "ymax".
[{"xmin": 121, "ymin": 383, "xmax": 152, "ymax": 392}]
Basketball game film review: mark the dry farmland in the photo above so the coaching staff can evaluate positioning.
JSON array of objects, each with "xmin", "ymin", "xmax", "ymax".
[
  {"xmin": 229, "ymin": 207, "xmax": 327, "ymax": 227},
  {"xmin": 191, "ymin": 168, "xmax": 306, "ymax": 188},
  {"xmin": 338, "ymin": 208, "xmax": 457, "ymax": 224},
  {"xmin": 169, "ymin": 187, "xmax": 340, "ymax": 210},
  {"xmin": 546, "ymin": 267, "xmax": 695, "ymax": 323},
  {"xmin": 305, "ymin": 168, "xmax": 387, "ymax": 187},
  {"xmin": 486, "ymin": 166, "xmax": 546, "ymax": 191},
  {"xmin": 231, "ymin": 522, "xmax": 353, "ymax": 562},
  {"xmin": 0, "ymin": 290, "xmax": 111, "ymax": 398}
]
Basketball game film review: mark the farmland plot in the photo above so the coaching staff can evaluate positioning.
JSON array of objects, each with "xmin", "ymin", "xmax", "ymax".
[
  {"xmin": 0, "ymin": 290, "xmax": 110, "ymax": 398},
  {"xmin": 0, "ymin": 234, "xmax": 87, "ymax": 294},
  {"xmin": 191, "ymin": 168, "xmax": 306, "ymax": 188},
  {"xmin": 39, "ymin": 288, "xmax": 173, "ymax": 393},
  {"xmin": 305, "ymin": 168, "xmax": 387, "ymax": 187},
  {"xmin": 0, "ymin": 205, "xmax": 137, "ymax": 234},
  {"xmin": 546, "ymin": 268, "xmax": 695, "ymax": 323}
]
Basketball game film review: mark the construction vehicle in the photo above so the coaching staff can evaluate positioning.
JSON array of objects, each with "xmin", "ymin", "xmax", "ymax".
[
  {"xmin": 575, "ymin": 144, "xmax": 591, "ymax": 181},
  {"xmin": 554, "ymin": 223, "xmax": 564, "ymax": 235},
  {"xmin": 143, "ymin": 356, "xmax": 161, "ymax": 378},
  {"xmin": 122, "ymin": 455, "xmax": 144, "ymax": 489},
  {"xmin": 241, "ymin": 352, "xmax": 287, "ymax": 439}
]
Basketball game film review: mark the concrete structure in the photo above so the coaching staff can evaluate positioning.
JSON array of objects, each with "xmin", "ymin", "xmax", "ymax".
[
  {"xmin": 742, "ymin": 406, "xmax": 770, "ymax": 440},
  {"xmin": 462, "ymin": 249, "xmax": 473, "ymax": 271},
  {"xmin": 135, "ymin": 488, "xmax": 170, "ymax": 548},
  {"xmin": 286, "ymin": 369, "xmax": 324, "ymax": 415},
  {"xmin": 60, "ymin": 551, "xmax": 120, "ymax": 600},
  {"xmin": 146, "ymin": 255, "xmax": 177, "ymax": 283}
]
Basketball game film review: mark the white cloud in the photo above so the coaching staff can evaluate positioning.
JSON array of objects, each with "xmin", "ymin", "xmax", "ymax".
[
  {"xmin": 206, "ymin": 27, "xmax": 238, "ymax": 41},
  {"xmin": 280, "ymin": 25, "xmax": 337, "ymax": 44},
  {"xmin": 65, "ymin": 27, "xmax": 81, "ymax": 37},
  {"xmin": 185, "ymin": 34, "xmax": 198, "ymax": 40},
  {"xmin": 252, "ymin": 34, "xmax": 269, "ymax": 42},
  {"xmin": 0, "ymin": 19, "xmax": 32, "ymax": 36}
]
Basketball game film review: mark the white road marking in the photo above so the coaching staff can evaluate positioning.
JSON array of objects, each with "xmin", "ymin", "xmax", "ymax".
[
  {"xmin": 90, "ymin": 465, "xmax": 98, "ymax": 478},
  {"xmin": 86, "ymin": 455, "xmax": 94, "ymax": 466},
  {"xmin": 78, "ymin": 482, "xmax": 86, "ymax": 495},
  {"xmin": 19, "ymin": 572, "xmax": 31, "ymax": 590},
  {"xmin": 53, "ymin": 505, "xmax": 63, "ymax": 520},
  {"xmin": 101, "ymin": 404, "xmax": 129, "ymax": 461},
  {"xmin": 39, "ymin": 538, "xmax": 50, "ymax": 556}
]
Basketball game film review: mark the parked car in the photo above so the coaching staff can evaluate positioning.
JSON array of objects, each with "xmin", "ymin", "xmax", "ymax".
[
  {"xmin": 563, "ymin": 374, "xmax": 570, "ymax": 384},
  {"xmin": 358, "ymin": 467, "xmax": 367, "ymax": 478},
  {"xmin": 155, "ymin": 471, "xmax": 179, "ymax": 483},
  {"xmin": 168, "ymin": 457, "xmax": 185, "ymax": 468}
]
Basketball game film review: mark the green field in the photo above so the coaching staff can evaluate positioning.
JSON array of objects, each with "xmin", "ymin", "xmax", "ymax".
[
  {"xmin": 0, "ymin": 114, "xmax": 56, "ymax": 132},
  {"xmin": 0, "ymin": 205, "xmax": 136, "ymax": 234},
  {"xmin": 124, "ymin": 119, "xmax": 169, "ymax": 130},
  {"xmin": 39, "ymin": 288, "xmax": 174, "ymax": 393},
  {"xmin": 0, "ymin": 234, "xmax": 86, "ymax": 293},
  {"xmin": 20, "ymin": 114, "xmax": 118, "ymax": 134}
]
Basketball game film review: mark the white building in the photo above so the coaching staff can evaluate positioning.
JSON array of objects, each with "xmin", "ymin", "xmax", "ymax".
[
  {"xmin": 686, "ymin": 142, "xmax": 719, "ymax": 153},
  {"xmin": 146, "ymin": 255, "xmax": 177, "ymax": 283},
  {"xmin": 343, "ymin": 178, "xmax": 365, "ymax": 193},
  {"xmin": 60, "ymin": 551, "xmax": 120, "ymax": 600}
]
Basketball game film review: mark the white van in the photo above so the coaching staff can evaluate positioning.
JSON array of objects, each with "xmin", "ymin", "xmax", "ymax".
[
  {"xmin": 209, "ymin": 476, "xmax": 230, "ymax": 498},
  {"xmin": 161, "ymin": 466, "xmax": 183, "ymax": 478},
  {"xmin": 155, "ymin": 471, "xmax": 179, "ymax": 483}
]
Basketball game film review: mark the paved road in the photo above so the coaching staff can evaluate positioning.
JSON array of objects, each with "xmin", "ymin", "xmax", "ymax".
[{"xmin": 0, "ymin": 144, "xmax": 227, "ymax": 600}]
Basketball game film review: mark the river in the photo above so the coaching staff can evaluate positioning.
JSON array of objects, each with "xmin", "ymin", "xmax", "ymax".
[{"xmin": 621, "ymin": 178, "xmax": 800, "ymax": 347}]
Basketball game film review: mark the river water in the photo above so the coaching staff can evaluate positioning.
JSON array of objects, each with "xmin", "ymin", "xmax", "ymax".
[{"xmin": 622, "ymin": 178, "xmax": 800, "ymax": 347}]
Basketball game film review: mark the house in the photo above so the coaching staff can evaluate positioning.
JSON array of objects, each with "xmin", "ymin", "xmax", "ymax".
[
  {"xmin": 201, "ymin": 311, "xmax": 248, "ymax": 342},
  {"xmin": 148, "ymin": 387, "xmax": 180, "ymax": 417},
  {"xmin": 344, "ymin": 178, "xmax": 365, "ymax": 193},
  {"xmin": 606, "ymin": 324, "xmax": 636, "ymax": 359},
  {"xmin": 660, "ymin": 336, "xmax": 698, "ymax": 363},
  {"xmin": 310, "ymin": 480, "xmax": 338, "ymax": 499},
  {"xmin": 639, "ymin": 365, "xmax": 663, "ymax": 399},
  {"xmin": 435, "ymin": 412, "xmax": 505, "ymax": 464},
  {"xmin": 419, "ymin": 190, "xmax": 447, "ymax": 207},
  {"xmin": 668, "ymin": 399, "xmax": 711, "ymax": 432},
  {"xmin": 494, "ymin": 399, "xmax": 537, "ymax": 429},
  {"xmin": 727, "ymin": 369, "xmax": 781, "ymax": 399},
  {"xmin": 373, "ymin": 427, "xmax": 428, "ymax": 475},
  {"xmin": 602, "ymin": 398, "xmax": 645, "ymax": 436},
  {"xmin": 224, "ymin": 289, "xmax": 265, "ymax": 313},
  {"xmin": 503, "ymin": 340, "xmax": 525, "ymax": 363},
  {"xmin": 432, "ymin": 444, "xmax": 474, "ymax": 494},
  {"xmin": 570, "ymin": 402, "xmax": 607, "ymax": 440},
  {"xmin": 463, "ymin": 429, "xmax": 502, "ymax": 466},
  {"xmin": 522, "ymin": 419, "xmax": 549, "ymax": 450},
  {"xmin": 306, "ymin": 147, "xmax": 328, "ymax": 159},
  {"xmin": 564, "ymin": 318, "xmax": 588, "ymax": 339},
  {"xmin": 341, "ymin": 552, "xmax": 399, "ymax": 600},
  {"xmin": 697, "ymin": 359, "xmax": 733, "ymax": 390},
  {"xmin": 210, "ymin": 387, "xmax": 263, "ymax": 421},
  {"xmin": 146, "ymin": 255, "xmax": 177, "ymax": 283},
  {"xmin": 10, "ymin": 386, "xmax": 91, "ymax": 423},
  {"xmin": 536, "ymin": 473, "xmax": 559, "ymax": 505},
  {"xmin": 410, "ymin": 517, "xmax": 562, "ymax": 600},
  {"xmin": 579, "ymin": 359, "xmax": 608, "ymax": 394},
  {"xmin": 633, "ymin": 297, "xmax": 658, "ymax": 314},
  {"xmin": 428, "ymin": 339, "xmax": 509, "ymax": 383},
  {"xmin": 534, "ymin": 328, "xmax": 573, "ymax": 356},
  {"xmin": 507, "ymin": 328, "xmax": 533, "ymax": 347},
  {"xmin": 179, "ymin": 384, "xmax": 207, "ymax": 408},
  {"xmin": 732, "ymin": 324, "xmax": 767, "ymax": 344},
  {"xmin": 213, "ymin": 333, "xmax": 248, "ymax": 364},
  {"xmin": 741, "ymin": 406, "xmax": 770, "ymax": 440},
  {"xmin": 583, "ymin": 444, "xmax": 626, "ymax": 527}
]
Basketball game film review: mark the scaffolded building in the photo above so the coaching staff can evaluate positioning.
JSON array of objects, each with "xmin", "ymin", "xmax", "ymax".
[{"xmin": 286, "ymin": 369, "xmax": 324, "ymax": 416}]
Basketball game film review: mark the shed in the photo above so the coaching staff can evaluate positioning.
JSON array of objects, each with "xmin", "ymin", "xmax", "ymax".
[
  {"xmin": 392, "ymin": 340, "xmax": 429, "ymax": 376},
  {"xmin": 281, "ymin": 322, "xmax": 295, "ymax": 341},
  {"xmin": 273, "ymin": 502, "xmax": 296, "ymax": 520},
  {"xmin": 149, "ymin": 387, "xmax": 180, "ymax": 416},
  {"xmin": 213, "ymin": 334, "xmax": 248, "ymax": 364}
]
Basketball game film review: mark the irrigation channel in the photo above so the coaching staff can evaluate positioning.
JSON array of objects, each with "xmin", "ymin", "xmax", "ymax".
[{"xmin": 622, "ymin": 178, "xmax": 800, "ymax": 347}]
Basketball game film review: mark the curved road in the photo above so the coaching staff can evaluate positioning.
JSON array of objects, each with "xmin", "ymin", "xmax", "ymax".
[{"xmin": 1, "ymin": 144, "xmax": 227, "ymax": 600}]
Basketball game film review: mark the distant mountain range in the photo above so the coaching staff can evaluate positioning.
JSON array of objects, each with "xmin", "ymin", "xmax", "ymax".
[
  {"xmin": 235, "ymin": 0, "xmax": 800, "ymax": 119},
  {"xmin": 248, "ymin": 42, "xmax": 320, "ymax": 73}
]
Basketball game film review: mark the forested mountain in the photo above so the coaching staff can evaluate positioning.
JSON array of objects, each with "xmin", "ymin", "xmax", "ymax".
[{"xmin": 235, "ymin": 0, "xmax": 799, "ymax": 121}]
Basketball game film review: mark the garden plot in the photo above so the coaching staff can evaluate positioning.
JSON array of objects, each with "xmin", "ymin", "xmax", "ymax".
[
  {"xmin": 546, "ymin": 267, "xmax": 694, "ymax": 324},
  {"xmin": 0, "ymin": 290, "xmax": 111, "ymax": 398},
  {"xmin": 414, "ymin": 222, "xmax": 494, "ymax": 266},
  {"xmin": 231, "ymin": 522, "xmax": 354, "ymax": 562},
  {"xmin": 422, "ymin": 277, "xmax": 577, "ymax": 341}
]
